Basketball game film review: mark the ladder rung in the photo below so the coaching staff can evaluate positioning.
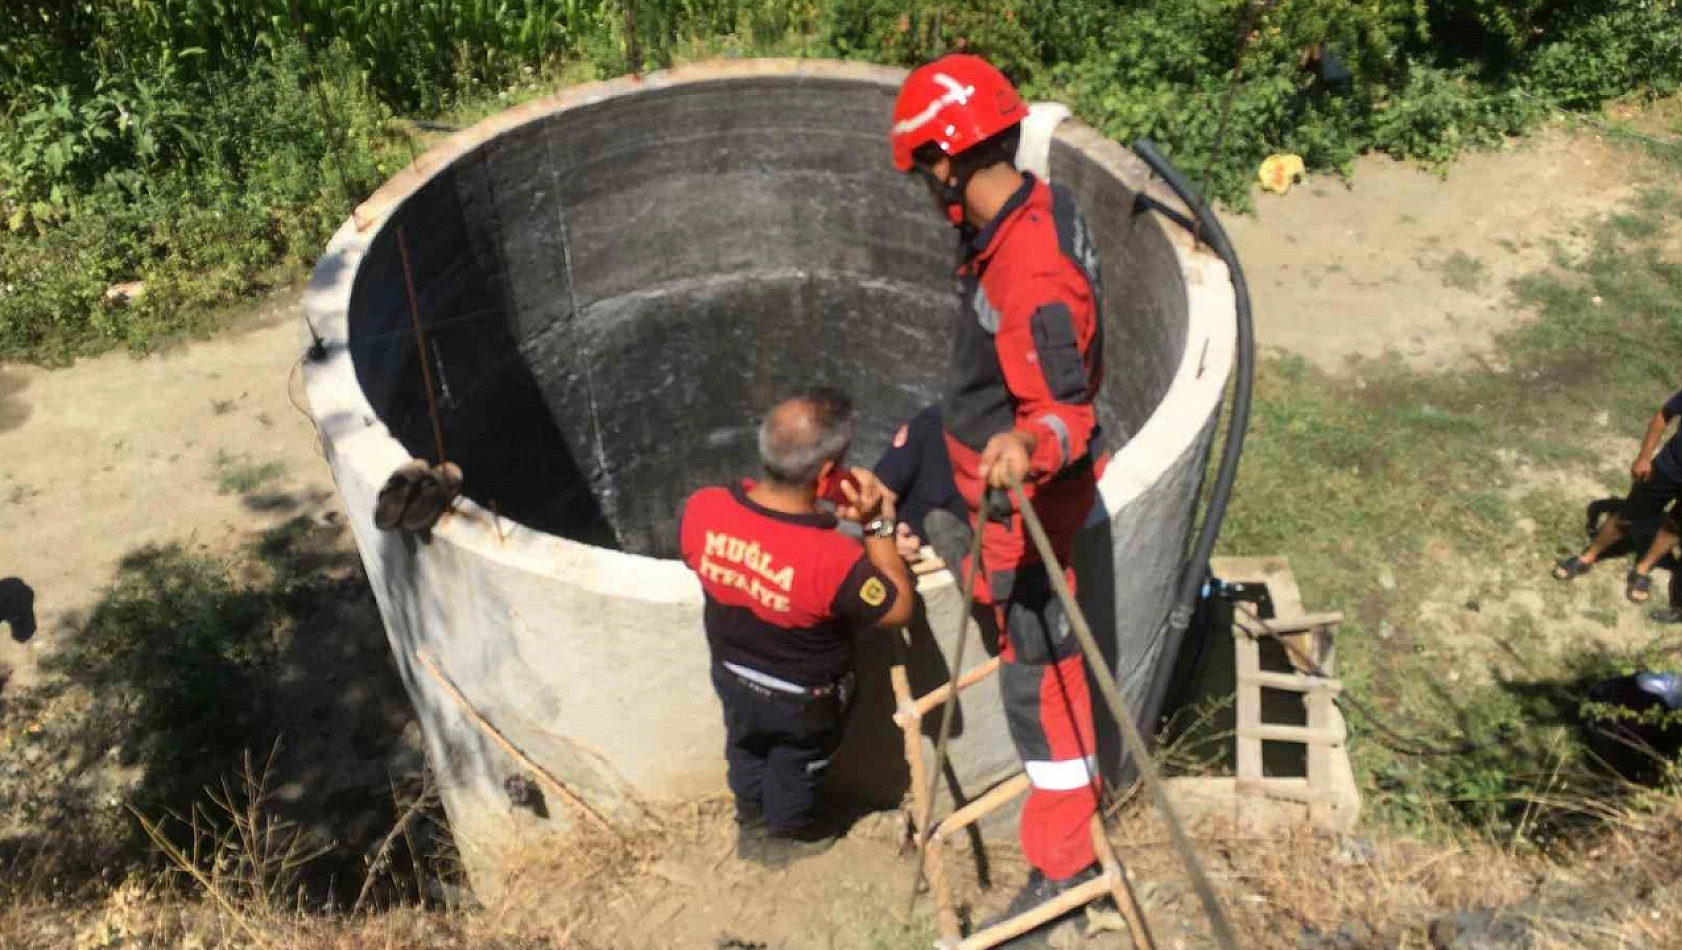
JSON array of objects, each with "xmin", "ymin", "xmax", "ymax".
[
  {"xmin": 1238, "ymin": 723, "xmax": 1345, "ymax": 745},
  {"xmin": 931, "ymin": 773, "xmax": 1031, "ymax": 840},
  {"xmin": 954, "ymin": 875, "xmax": 1114, "ymax": 950},
  {"xmin": 1234, "ymin": 611, "xmax": 1344, "ymax": 637},
  {"xmin": 903, "ymin": 657, "xmax": 1003, "ymax": 721},
  {"xmin": 1237, "ymin": 670, "xmax": 1342, "ymax": 693}
]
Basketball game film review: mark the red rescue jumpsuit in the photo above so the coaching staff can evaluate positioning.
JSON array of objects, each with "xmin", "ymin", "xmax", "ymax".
[{"xmin": 941, "ymin": 172, "xmax": 1105, "ymax": 881}]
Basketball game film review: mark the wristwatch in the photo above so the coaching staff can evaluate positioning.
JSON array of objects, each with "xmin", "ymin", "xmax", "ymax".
[{"xmin": 863, "ymin": 517, "xmax": 895, "ymax": 539}]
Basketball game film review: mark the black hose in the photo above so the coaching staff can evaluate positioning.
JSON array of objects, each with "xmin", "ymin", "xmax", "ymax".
[{"xmin": 1129, "ymin": 139, "xmax": 1257, "ymax": 737}]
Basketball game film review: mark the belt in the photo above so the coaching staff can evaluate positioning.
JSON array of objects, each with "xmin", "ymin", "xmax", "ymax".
[{"xmin": 723, "ymin": 662, "xmax": 854, "ymax": 702}]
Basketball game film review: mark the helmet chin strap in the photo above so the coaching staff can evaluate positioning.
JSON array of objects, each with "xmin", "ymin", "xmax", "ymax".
[{"xmin": 914, "ymin": 165, "xmax": 974, "ymax": 231}]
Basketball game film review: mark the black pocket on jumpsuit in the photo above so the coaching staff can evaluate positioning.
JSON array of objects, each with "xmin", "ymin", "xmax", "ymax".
[{"xmin": 1003, "ymin": 564, "xmax": 1079, "ymax": 666}]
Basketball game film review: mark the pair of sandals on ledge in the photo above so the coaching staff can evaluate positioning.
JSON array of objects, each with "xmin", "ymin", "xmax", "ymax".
[{"xmin": 374, "ymin": 459, "xmax": 463, "ymax": 542}]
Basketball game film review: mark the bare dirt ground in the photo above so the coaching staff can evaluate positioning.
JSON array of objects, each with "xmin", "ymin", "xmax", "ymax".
[
  {"xmin": 1226, "ymin": 120, "xmax": 1669, "ymax": 370},
  {"xmin": 0, "ymin": 288, "xmax": 341, "ymax": 693},
  {"xmin": 2, "ymin": 103, "xmax": 1679, "ymax": 948},
  {"xmin": 1228, "ymin": 107, "xmax": 1682, "ymax": 686},
  {"xmin": 466, "ymin": 789, "xmax": 1678, "ymax": 950},
  {"xmin": 0, "ymin": 289, "xmax": 426, "ymax": 906}
]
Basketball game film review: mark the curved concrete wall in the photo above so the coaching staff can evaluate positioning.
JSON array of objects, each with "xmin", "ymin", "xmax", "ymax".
[{"xmin": 301, "ymin": 60, "xmax": 1235, "ymax": 881}]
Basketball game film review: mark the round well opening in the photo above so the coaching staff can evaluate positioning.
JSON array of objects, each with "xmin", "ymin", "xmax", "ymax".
[{"xmin": 344, "ymin": 68, "xmax": 1191, "ymax": 559}]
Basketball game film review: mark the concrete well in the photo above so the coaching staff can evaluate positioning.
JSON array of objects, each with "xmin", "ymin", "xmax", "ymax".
[{"xmin": 301, "ymin": 59, "xmax": 1235, "ymax": 883}]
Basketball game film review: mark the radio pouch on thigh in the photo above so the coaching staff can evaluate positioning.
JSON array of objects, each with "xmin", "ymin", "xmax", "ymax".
[{"xmin": 1002, "ymin": 564, "xmax": 1080, "ymax": 666}]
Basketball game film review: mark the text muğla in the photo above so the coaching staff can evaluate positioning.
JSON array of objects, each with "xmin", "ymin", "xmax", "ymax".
[{"xmin": 699, "ymin": 531, "xmax": 796, "ymax": 612}]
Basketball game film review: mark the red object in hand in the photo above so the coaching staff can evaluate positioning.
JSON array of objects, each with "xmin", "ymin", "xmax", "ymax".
[{"xmin": 819, "ymin": 469, "xmax": 860, "ymax": 505}]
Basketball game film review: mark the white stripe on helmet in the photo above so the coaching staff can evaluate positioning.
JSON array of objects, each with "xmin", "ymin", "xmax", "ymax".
[{"xmin": 892, "ymin": 73, "xmax": 976, "ymax": 138}]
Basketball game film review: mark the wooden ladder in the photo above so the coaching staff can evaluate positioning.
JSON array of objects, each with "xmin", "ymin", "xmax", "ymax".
[
  {"xmin": 888, "ymin": 635, "xmax": 1156, "ymax": 950},
  {"xmin": 1231, "ymin": 611, "xmax": 1361, "ymax": 830}
]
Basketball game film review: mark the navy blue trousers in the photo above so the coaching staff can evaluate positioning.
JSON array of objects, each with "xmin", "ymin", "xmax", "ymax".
[{"xmin": 711, "ymin": 665, "xmax": 849, "ymax": 834}]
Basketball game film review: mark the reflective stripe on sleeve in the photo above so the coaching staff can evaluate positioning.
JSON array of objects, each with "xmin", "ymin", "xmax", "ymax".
[{"xmin": 1036, "ymin": 414, "xmax": 1072, "ymax": 466}]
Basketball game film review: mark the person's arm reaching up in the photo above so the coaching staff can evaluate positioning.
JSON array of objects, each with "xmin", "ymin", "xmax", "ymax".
[{"xmin": 836, "ymin": 468, "xmax": 916, "ymax": 629}]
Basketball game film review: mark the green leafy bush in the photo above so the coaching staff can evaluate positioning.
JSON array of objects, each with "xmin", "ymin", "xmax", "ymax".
[
  {"xmin": 1, "ymin": 0, "xmax": 606, "ymax": 113},
  {"xmin": 0, "ymin": 40, "xmax": 399, "ymax": 361},
  {"xmin": 1526, "ymin": 4, "xmax": 1682, "ymax": 107},
  {"xmin": 1366, "ymin": 66, "xmax": 1542, "ymax": 164},
  {"xmin": 822, "ymin": 0, "xmax": 1039, "ymax": 78},
  {"xmin": 2, "ymin": 0, "xmax": 1681, "ymax": 362}
]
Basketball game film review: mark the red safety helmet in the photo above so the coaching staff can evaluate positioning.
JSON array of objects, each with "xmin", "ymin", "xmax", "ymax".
[{"xmin": 890, "ymin": 54, "xmax": 1028, "ymax": 173}]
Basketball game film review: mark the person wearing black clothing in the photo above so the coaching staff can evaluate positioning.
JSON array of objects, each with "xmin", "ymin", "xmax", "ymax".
[
  {"xmin": 873, "ymin": 404, "xmax": 967, "ymax": 558},
  {"xmin": 679, "ymin": 389, "xmax": 916, "ymax": 865},
  {"xmin": 1554, "ymin": 388, "xmax": 1682, "ymax": 603}
]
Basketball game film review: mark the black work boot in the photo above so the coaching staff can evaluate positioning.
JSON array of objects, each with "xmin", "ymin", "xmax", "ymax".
[
  {"xmin": 738, "ymin": 818, "xmax": 839, "ymax": 868},
  {"xmin": 735, "ymin": 800, "xmax": 766, "ymax": 827},
  {"xmin": 981, "ymin": 864, "xmax": 1102, "ymax": 947},
  {"xmin": 733, "ymin": 801, "xmax": 768, "ymax": 857}
]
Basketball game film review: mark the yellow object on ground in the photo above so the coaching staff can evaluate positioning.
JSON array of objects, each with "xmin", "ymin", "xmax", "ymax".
[{"xmin": 1259, "ymin": 154, "xmax": 1306, "ymax": 195}]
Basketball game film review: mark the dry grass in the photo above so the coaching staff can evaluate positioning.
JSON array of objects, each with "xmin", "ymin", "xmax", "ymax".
[
  {"xmin": 4, "ymin": 745, "xmax": 1679, "ymax": 950},
  {"xmin": 465, "ymin": 818, "xmax": 656, "ymax": 946},
  {"xmin": 126, "ymin": 744, "xmax": 333, "ymax": 947},
  {"xmin": 0, "ymin": 743, "xmax": 486, "ymax": 950},
  {"xmin": 5, "ymin": 795, "xmax": 1680, "ymax": 949},
  {"xmin": 1100, "ymin": 788, "xmax": 1682, "ymax": 949}
]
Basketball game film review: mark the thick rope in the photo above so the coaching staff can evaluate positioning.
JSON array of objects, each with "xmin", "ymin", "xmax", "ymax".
[{"xmin": 905, "ymin": 505, "xmax": 990, "ymax": 916}]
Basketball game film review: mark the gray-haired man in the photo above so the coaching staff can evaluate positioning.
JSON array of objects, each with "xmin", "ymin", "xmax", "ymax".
[{"xmin": 679, "ymin": 388, "xmax": 915, "ymax": 863}]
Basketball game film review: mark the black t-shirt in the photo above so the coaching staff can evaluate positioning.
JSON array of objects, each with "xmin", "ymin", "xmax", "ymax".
[
  {"xmin": 873, "ymin": 404, "xmax": 964, "ymax": 538},
  {"xmin": 1657, "ymin": 390, "xmax": 1682, "ymax": 481}
]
